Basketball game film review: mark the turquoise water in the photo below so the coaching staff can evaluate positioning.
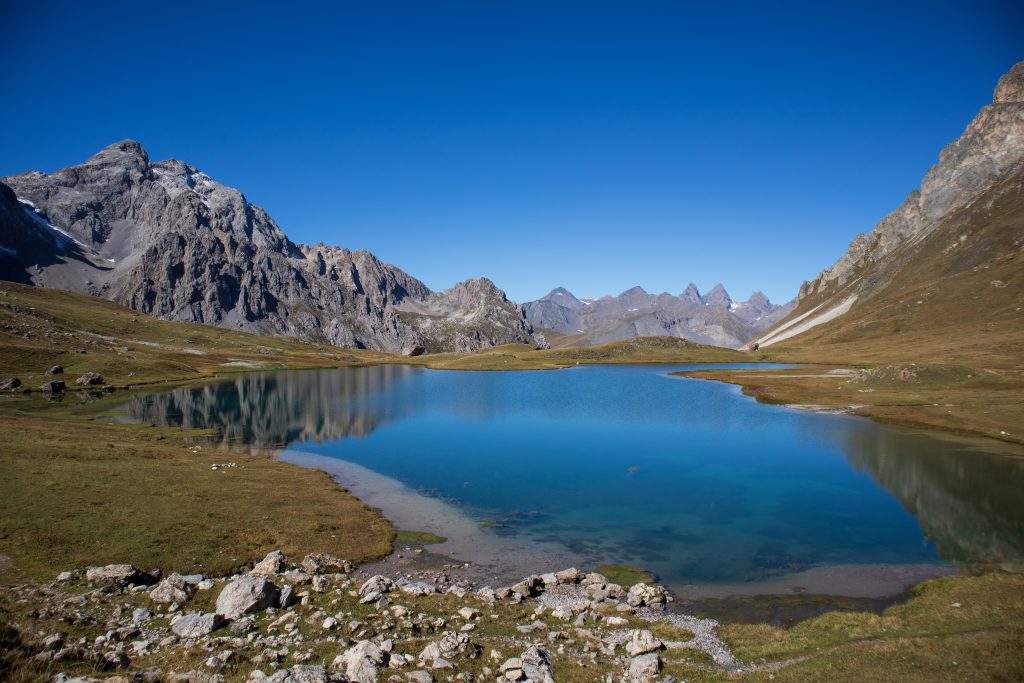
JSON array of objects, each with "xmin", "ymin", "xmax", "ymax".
[{"xmin": 127, "ymin": 364, "xmax": 1024, "ymax": 588}]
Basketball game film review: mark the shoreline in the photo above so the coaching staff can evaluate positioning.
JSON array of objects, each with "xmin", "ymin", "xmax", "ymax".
[{"xmin": 278, "ymin": 449, "xmax": 958, "ymax": 604}]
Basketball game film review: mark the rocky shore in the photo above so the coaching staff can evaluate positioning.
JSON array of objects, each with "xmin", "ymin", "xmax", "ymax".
[{"xmin": 4, "ymin": 549, "xmax": 748, "ymax": 682}]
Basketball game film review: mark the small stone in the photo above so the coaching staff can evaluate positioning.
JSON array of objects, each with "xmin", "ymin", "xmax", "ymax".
[{"xmin": 457, "ymin": 607, "xmax": 480, "ymax": 621}]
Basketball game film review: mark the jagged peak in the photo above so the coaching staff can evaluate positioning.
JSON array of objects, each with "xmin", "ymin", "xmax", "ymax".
[
  {"xmin": 746, "ymin": 291, "xmax": 769, "ymax": 305},
  {"xmin": 543, "ymin": 286, "xmax": 578, "ymax": 301},
  {"xmin": 681, "ymin": 283, "xmax": 701, "ymax": 301},
  {"xmin": 87, "ymin": 139, "xmax": 149, "ymax": 167},
  {"xmin": 620, "ymin": 285, "xmax": 648, "ymax": 296},
  {"xmin": 993, "ymin": 61, "xmax": 1024, "ymax": 104}
]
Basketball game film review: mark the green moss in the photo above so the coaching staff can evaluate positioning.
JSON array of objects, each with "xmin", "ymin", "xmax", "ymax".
[{"xmin": 597, "ymin": 563, "xmax": 654, "ymax": 586}]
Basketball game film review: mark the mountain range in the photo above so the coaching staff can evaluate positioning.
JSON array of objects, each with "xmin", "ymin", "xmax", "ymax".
[
  {"xmin": 752, "ymin": 61, "xmax": 1024, "ymax": 361},
  {"xmin": 0, "ymin": 143, "xmax": 782, "ymax": 352},
  {"xmin": 0, "ymin": 142, "xmax": 538, "ymax": 353},
  {"xmin": 3, "ymin": 61, "xmax": 1020, "ymax": 357},
  {"xmin": 523, "ymin": 285, "xmax": 792, "ymax": 348}
]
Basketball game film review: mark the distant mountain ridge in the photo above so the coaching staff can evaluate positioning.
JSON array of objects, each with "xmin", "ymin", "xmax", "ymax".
[
  {"xmin": 753, "ymin": 61, "xmax": 1024, "ymax": 361},
  {"xmin": 524, "ymin": 283, "xmax": 793, "ymax": 348},
  {"xmin": 0, "ymin": 141, "xmax": 540, "ymax": 353}
]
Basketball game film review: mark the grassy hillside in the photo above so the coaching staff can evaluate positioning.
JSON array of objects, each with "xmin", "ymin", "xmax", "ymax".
[
  {"xmin": 686, "ymin": 168, "xmax": 1024, "ymax": 444},
  {"xmin": 763, "ymin": 166, "xmax": 1024, "ymax": 369}
]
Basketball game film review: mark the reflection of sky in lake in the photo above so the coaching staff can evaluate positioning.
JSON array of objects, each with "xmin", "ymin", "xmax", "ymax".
[{"xmin": 127, "ymin": 364, "xmax": 1024, "ymax": 585}]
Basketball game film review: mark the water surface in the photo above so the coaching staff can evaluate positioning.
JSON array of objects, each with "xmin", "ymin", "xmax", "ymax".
[{"xmin": 125, "ymin": 364, "xmax": 1024, "ymax": 595}]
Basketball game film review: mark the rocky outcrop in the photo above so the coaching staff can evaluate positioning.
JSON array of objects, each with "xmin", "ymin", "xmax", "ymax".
[
  {"xmin": 524, "ymin": 284, "xmax": 793, "ymax": 349},
  {"xmin": 759, "ymin": 61, "xmax": 1024, "ymax": 348},
  {"xmin": 0, "ymin": 142, "xmax": 540, "ymax": 352}
]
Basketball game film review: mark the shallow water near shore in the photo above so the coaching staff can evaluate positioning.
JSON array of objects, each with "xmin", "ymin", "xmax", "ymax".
[{"xmin": 124, "ymin": 364, "xmax": 1024, "ymax": 597}]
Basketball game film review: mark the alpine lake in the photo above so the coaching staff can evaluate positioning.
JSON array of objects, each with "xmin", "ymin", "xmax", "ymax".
[{"xmin": 121, "ymin": 363, "xmax": 1024, "ymax": 603}]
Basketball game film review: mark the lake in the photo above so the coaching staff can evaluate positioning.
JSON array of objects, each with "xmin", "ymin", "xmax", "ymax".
[{"xmin": 123, "ymin": 364, "xmax": 1024, "ymax": 598}]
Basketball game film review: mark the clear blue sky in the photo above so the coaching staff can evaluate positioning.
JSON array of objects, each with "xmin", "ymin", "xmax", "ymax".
[{"xmin": 2, "ymin": 1, "xmax": 1020, "ymax": 304}]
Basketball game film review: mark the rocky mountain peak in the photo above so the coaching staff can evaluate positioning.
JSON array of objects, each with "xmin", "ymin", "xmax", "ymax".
[
  {"xmin": 993, "ymin": 61, "xmax": 1024, "ymax": 104},
  {"xmin": 703, "ymin": 283, "xmax": 732, "ymax": 307},
  {"xmin": 86, "ymin": 139, "xmax": 150, "ymax": 168},
  {"xmin": 800, "ymin": 61, "xmax": 1024, "ymax": 302},
  {"xmin": 747, "ymin": 291, "xmax": 769, "ymax": 306},
  {"xmin": 680, "ymin": 283, "xmax": 701, "ymax": 303},
  {"xmin": 1, "ymin": 141, "xmax": 541, "ymax": 353}
]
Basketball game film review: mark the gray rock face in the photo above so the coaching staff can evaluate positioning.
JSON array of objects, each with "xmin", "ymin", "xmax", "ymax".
[
  {"xmin": 524, "ymin": 284, "xmax": 793, "ymax": 349},
  {"xmin": 215, "ymin": 575, "xmax": 280, "ymax": 620},
  {"xmin": 1, "ymin": 141, "xmax": 541, "ymax": 353},
  {"xmin": 799, "ymin": 61, "xmax": 1024, "ymax": 301}
]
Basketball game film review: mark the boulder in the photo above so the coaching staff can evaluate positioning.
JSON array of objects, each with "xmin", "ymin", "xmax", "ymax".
[
  {"xmin": 457, "ymin": 607, "xmax": 480, "ymax": 621},
  {"xmin": 402, "ymin": 345, "xmax": 426, "ymax": 357},
  {"xmin": 74, "ymin": 371, "xmax": 105, "ymax": 386},
  {"xmin": 625, "ymin": 630, "xmax": 663, "ymax": 657},
  {"xmin": 278, "ymin": 584, "xmax": 296, "ymax": 608},
  {"xmin": 85, "ymin": 564, "xmax": 155, "ymax": 587},
  {"xmin": 420, "ymin": 631, "xmax": 475, "ymax": 662},
  {"xmin": 48, "ymin": 365, "xmax": 64, "ymax": 375},
  {"xmin": 358, "ymin": 575, "xmax": 396, "ymax": 597},
  {"xmin": 39, "ymin": 380, "xmax": 66, "ymax": 393},
  {"xmin": 520, "ymin": 645, "xmax": 554, "ymax": 683},
  {"xmin": 257, "ymin": 665, "xmax": 345, "ymax": 682},
  {"xmin": 0, "ymin": 377, "xmax": 21, "ymax": 390},
  {"xmin": 300, "ymin": 553, "xmax": 352, "ymax": 575},
  {"xmin": 626, "ymin": 583, "xmax": 667, "ymax": 608},
  {"xmin": 400, "ymin": 581, "xmax": 438, "ymax": 596},
  {"xmin": 251, "ymin": 550, "xmax": 286, "ymax": 576},
  {"xmin": 215, "ymin": 575, "xmax": 281, "ymax": 620},
  {"xmin": 510, "ymin": 575, "xmax": 542, "ymax": 597},
  {"xmin": 333, "ymin": 640, "xmax": 386, "ymax": 683},
  {"xmin": 627, "ymin": 652, "xmax": 662, "ymax": 679},
  {"xmin": 170, "ymin": 612, "xmax": 224, "ymax": 638},
  {"xmin": 554, "ymin": 567, "xmax": 584, "ymax": 584},
  {"xmin": 151, "ymin": 574, "xmax": 196, "ymax": 604},
  {"xmin": 550, "ymin": 605, "xmax": 573, "ymax": 620}
]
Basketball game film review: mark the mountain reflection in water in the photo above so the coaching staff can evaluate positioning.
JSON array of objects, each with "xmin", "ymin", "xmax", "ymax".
[{"xmin": 124, "ymin": 364, "xmax": 1024, "ymax": 582}]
